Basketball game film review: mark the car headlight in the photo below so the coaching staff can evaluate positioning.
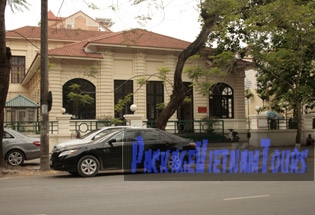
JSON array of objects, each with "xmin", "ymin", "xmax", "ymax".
[{"xmin": 58, "ymin": 150, "xmax": 78, "ymax": 157}]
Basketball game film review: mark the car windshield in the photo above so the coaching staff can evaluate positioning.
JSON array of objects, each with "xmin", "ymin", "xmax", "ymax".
[
  {"xmin": 90, "ymin": 129, "xmax": 124, "ymax": 144},
  {"xmin": 80, "ymin": 128, "xmax": 102, "ymax": 139}
]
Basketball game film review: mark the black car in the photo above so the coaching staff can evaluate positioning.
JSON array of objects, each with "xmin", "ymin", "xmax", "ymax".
[{"xmin": 50, "ymin": 127, "xmax": 196, "ymax": 177}]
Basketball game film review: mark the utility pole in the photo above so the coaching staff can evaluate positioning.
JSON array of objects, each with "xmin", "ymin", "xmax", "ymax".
[{"xmin": 40, "ymin": 0, "xmax": 50, "ymax": 170}]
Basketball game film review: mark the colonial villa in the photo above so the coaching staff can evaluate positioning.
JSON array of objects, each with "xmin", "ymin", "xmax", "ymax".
[{"xmin": 5, "ymin": 10, "xmax": 256, "ymax": 148}]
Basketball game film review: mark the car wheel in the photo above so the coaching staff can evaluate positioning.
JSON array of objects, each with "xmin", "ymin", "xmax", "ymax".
[
  {"xmin": 167, "ymin": 153, "xmax": 182, "ymax": 172},
  {"xmin": 77, "ymin": 155, "xmax": 99, "ymax": 177},
  {"xmin": 6, "ymin": 150, "xmax": 25, "ymax": 166}
]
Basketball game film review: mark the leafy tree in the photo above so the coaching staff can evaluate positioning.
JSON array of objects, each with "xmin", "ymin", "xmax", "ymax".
[
  {"xmin": 67, "ymin": 84, "xmax": 94, "ymax": 119},
  {"xmin": 154, "ymin": 0, "xmax": 247, "ymax": 130},
  {"xmin": 245, "ymin": 0, "xmax": 315, "ymax": 143},
  {"xmin": 183, "ymin": 0, "xmax": 315, "ymax": 144},
  {"xmin": 0, "ymin": 0, "xmax": 29, "ymax": 171}
]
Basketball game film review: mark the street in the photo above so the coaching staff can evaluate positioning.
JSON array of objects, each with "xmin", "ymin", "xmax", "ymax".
[{"xmin": 1, "ymin": 172, "xmax": 315, "ymax": 215}]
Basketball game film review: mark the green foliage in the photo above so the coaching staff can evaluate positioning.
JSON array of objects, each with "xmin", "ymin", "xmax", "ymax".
[
  {"xmin": 114, "ymin": 93, "xmax": 133, "ymax": 112},
  {"xmin": 184, "ymin": 64, "xmax": 226, "ymax": 96},
  {"xmin": 67, "ymin": 84, "xmax": 94, "ymax": 117},
  {"xmin": 200, "ymin": 0, "xmax": 315, "ymax": 142},
  {"xmin": 245, "ymin": 89, "xmax": 253, "ymax": 99},
  {"xmin": 183, "ymin": 96, "xmax": 192, "ymax": 103},
  {"xmin": 84, "ymin": 65, "xmax": 99, "ymax": 78},
  {"xmin": 210, "ymin": 51, "xmax": 235, "ymax": 68},
  {"xmin": 8, "ymin": 0, "xmax": 29, "ymax": 12},
  {"xmin": 137, "ymin": 77, "xmax": 147, "ymax": 87},
  {"xmin": 48, "ymin": 63, "xmax": 55, "ymax": 69},
  {"xmin": 87, "ymin": 3, "xmax": 99, "ymax": 10},
  {"xmin": 156, "ymin": 103, "xmax": 165, "ymax": 110},
  {"xmin": 67, "ymin": 92, "xmax": 94, "ymax": 106},
  {"xmin": 114, "ymin": 67, "xmax": 173, "ymax": 116},
  {"xmin": 156, "ymin": 67, "xmax": 171, "ymax": 81},
  {"xmin": 110, "ymin": 118, "xmax": 124, "ymax": 125},
  {"xmin": 248, "ymin": 0, "xmax": 315, "ymax": 115}
]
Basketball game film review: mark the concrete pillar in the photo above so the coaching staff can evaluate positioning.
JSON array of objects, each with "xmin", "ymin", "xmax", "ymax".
[
  {"xmin": 249, "ymin": 114, "xmax": 268, "ymax": 129},
  {"xmin": 124, "ymin": 114, "xmax": 144, "ymax": 127},
  {"xmin": 302, "ymin": 114, "xmax": 315, "ymax": 144},
  {"xmin": 302, "ymin": 114, "xmax": 314, "ymax": 130},
  {"xmin": 56, "ymin": 114, "xmax": 72, "ymax": 135}
]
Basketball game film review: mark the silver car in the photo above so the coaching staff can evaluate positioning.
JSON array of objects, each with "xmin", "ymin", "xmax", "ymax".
[{"xmin": 2, "ymin": 128, "xmax": 41, "ymax": 166}]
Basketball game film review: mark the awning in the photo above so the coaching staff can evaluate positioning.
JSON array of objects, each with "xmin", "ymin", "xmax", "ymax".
[{"xmin": 5, "ymin": 94, "xmax": 39, "ymax": 108}]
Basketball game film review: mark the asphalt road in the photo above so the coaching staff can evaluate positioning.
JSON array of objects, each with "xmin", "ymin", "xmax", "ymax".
[
  {"xmin": 0, "ymin": 143, "xmax": 314, "ymax": 215},
  {"xmin": 1, "ymin": 172, "xmax": 315, "ymax": 215}
]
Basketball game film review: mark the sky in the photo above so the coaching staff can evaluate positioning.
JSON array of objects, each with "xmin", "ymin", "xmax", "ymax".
[{"xmin": 5, "ymin": 0, "xmax": 201, "ymax": 42}]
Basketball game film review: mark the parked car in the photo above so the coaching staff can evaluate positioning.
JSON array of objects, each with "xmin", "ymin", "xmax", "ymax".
[
  {"xmin": 50, "ymin": 127, "xmax": 196, "ymax": 177},
  {"xmin": 53, "ymin": 126, "xmax": 132, "ymax": 150},
  {"xmin": 2, "ymin": 128, "xmax": 40, "ymax": 166}
]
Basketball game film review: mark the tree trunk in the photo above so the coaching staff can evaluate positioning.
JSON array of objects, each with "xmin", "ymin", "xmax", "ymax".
[
  {"xmin": 295, "ymin": 100, "xmax": 302, "ymax": 144},
  {"xmin": 156, "ymin": 10, "xmax": 218, "ymax": 130},
  {"xmin": 0, "ymin": 0, "xmax": 10, "ymax": 169}
]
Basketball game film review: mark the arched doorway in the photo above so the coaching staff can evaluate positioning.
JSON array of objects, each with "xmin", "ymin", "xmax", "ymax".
[
  {"xmin": 209, "ymin": 83, "xmax": 234, "ymax": 118},
  {"xmin": 63, "ymin": 78, "xmax": 96, "ymax": 119}
]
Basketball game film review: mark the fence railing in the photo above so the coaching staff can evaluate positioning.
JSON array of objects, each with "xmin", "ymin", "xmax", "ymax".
[
  {"xmin": 4, "ymin": 121, "xmax": 59, "ymax": 134},
  {"xmin": 4, "ymin": 121, "xmax": 40, "ymax": 134},
  {"xmin": 70, "ymin": 120, "xmax": 118, "ymax": 134},
  {"xmin": 4, "ymin": 119, "xmax": 225, "ymax": 140},
  {"xmin": 267, "ymin": 119, "xmax": 298, "ymax": 130},
  {"xmin": 145, "ymin": 119, "xmax": 225, "ymax": 142},
  {"xmin": 7, "ymin": 118, "xmax": 310, "ymax": 140}
]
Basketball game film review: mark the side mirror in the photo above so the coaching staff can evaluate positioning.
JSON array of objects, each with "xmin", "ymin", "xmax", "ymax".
[{"xmin": 108, "ymin": 139, "xmax": 116, "ymax": 147}]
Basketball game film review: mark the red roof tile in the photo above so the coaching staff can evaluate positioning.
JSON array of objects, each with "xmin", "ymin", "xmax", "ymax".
[
  {"xmin": 48, "ymin": 40, "xmax": 103, "ymax": 59},
  {"xmin": 90, "ymin": 29, "xmax": 190, "ymax": 50},
  {"xmin": 8, "ymin": 27, "xmax": 190, "ymax": 59},
  {"xmin": 47, "ymin": 10, "xmax": 57, "ymax": 20},
  {"xmin": 6, "ymin": 26, "xmax": 110, "ymax": 42},
  {"xmin": 47, "ymin": 29, "xmax": 190, "ymax": 59}
]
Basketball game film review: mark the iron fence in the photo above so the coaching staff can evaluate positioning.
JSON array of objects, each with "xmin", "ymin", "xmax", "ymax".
[{"xmin": 267, "ymin": 118, "xmax": 298, "ymax": 130}]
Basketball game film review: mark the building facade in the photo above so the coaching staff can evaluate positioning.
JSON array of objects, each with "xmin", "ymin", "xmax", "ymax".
[{"xmin": 5, "ymin": 11, "xmax": 247, "ymax": 136}]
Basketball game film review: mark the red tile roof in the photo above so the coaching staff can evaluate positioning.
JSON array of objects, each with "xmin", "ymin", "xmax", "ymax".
[
  {"xmin": 90, "ymin": 29, "xmax": 190, "ymax": 50},
  {"xmin": 47, "ymin": 29, "xmax": 190, "ymax": 59},
  {"xmin": 47, "ymin": 10, "xmax": 58, "ymax": 20},
  {"xmin": 48, "ymin": 40, "xmax": 103, "ymax": 59},
  {"xmin": 7, "ymin": 26, "xmax": 191, "ymax": 59},
  {"xmin": 6, "ymin": 26, "xmax": 110, "ymax": 42}
]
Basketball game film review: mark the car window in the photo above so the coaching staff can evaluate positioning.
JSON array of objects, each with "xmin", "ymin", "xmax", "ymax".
[
  {"xmin": 111, "ymin": 132, "xmax": 124, "ymax": 142},
  {"xmin": 98, "ymin": 128, "xmax": 120, "ymax": 137},
  {"xmin": 123, "ymin": 130, "xmax": 141, "ymax": 142},
  {"xmin": 3, "ymin": 131, "xmax": 14, "ymax": 139},
  {"xmin": 80, "ymin": 129, "xmax": 101, "ymax": 139},
  {"xmin": 142, "ymin": 130, "xmax": 167, "ymax": 141}
]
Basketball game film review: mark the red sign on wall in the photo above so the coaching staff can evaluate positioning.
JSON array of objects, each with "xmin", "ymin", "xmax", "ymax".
[{"xmin": 198, "ymin": 107, "xmax": 207, "ymax": 113}]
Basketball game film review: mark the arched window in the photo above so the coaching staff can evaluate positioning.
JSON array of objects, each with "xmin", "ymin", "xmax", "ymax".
[
  {"xmin": 63, "ymin": 78, "xmax": 96, "ymax": 119},
  {"xmin": 209, "ymin": 83, "xmax": 234, "ymax": 118}
]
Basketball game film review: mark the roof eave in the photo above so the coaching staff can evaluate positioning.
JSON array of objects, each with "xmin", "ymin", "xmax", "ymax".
[
  {"xmin": 48, "ymin": 55, "xmax": 103, "ymax": 60},
  {"xmin": 86, "ymin": 43, "xmax": 185, "ymax": 52},
  {"xmin": 6, "ymin": 35, "xmax": 82, "ymax": 43},
  {"xmin": 22, "ymin": 54, "xmax": 40, "ymax": 85}
]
